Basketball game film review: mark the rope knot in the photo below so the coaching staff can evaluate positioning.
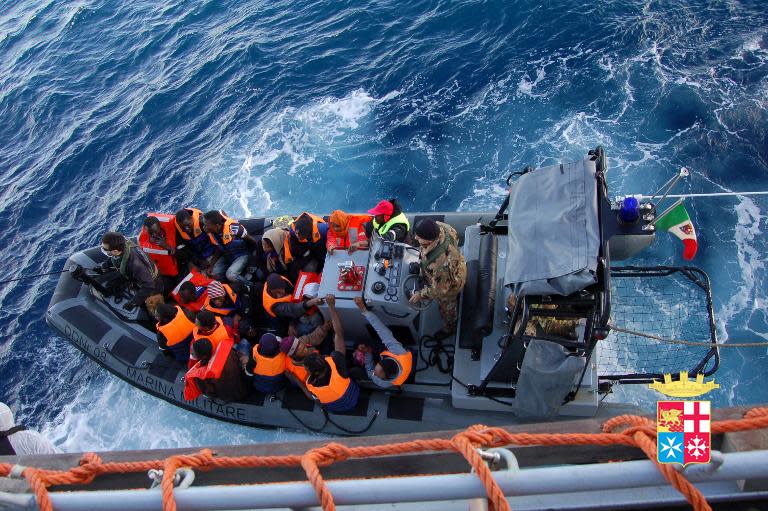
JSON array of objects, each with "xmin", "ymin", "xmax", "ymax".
[
  {"xmin": 472, "ymin": 427, "xmax": 511, "ymax": 447},
  {"xmin": 65, "ymin": 452, "xmax": 104, "ymax": 485},
  {"xmin": 304, "ymin": 442, "xmax": 352, "ymax": 466},
  {"xmin": 451, "ymin": 425, "xmax": 496, "ymax": 448}
]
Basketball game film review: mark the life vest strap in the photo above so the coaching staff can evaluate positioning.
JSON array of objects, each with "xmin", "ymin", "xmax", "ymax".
[{"xmin": 0, "ymin": 425, "xmax": 26, "ymax": 439}]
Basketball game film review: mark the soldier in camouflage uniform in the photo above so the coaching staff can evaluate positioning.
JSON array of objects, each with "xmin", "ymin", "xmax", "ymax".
[{"xmin": 409, "ymin": 219, "xmax": 467, "ymax": 335}]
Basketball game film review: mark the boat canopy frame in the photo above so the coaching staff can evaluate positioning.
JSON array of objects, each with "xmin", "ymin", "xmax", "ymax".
[
  {"xmin": 470, "ymin": 148, "xmax": 719, "ymax": 403},
  {"xmin": 471, "ymin": 147, "xmax": 613, "ymax": 400}
]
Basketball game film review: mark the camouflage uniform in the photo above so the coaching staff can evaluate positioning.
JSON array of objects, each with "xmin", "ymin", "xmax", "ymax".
[{"xmin": 419, "ymin": 222, "xmax": 467, "ymax": 332}]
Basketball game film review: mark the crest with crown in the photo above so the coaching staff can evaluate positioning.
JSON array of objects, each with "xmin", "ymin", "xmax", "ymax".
[{"xmin": 648, "ymin": 371, "xmax": 719, "ymax": 398}]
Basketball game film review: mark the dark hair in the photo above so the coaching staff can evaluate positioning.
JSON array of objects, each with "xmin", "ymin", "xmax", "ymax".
[
  {"xmin": 192, "ymin": 338, "xmax": 213, "ymax": 363},
  {"xmin": 203, "ymin": 210, "xmax": 225, "ymax": 226},
  {"xmin": 101, "ymin": 232, "xmax": 126, "ymax": 251},
  {"xmin": 178, "ymin": 281, "xmax": 196, "ymax": 296},
  {"xmin": 294, "ymin": 214, "xmax": 313, "ymax": 239},
  {"xmin": 156, "ymin": 303, "xmax": 178, "ymax": 323},
  {"xmin": 303, "ymin": 352, "xmax": 327, "ymax": 376},
  {"xmin": 266, "ymin": 273, "xmax": 290, "ymax": 294},
  {"xmin": 142, "ymin": 216, "xmax": 161, "ymax": 230},
  {"xmin": 388, "ymin": 198, "xmax": 402, "ymax": 216},
  {"xmin": 380, "ymin": 358, "xmax": 400, "ymax": 379},
  {"xmin": 175, "ymin": 209, "xmax": 191, "ymax": 224},
  {"xmin": 196, "ymin": 310, "xmax": 217, "ymax": 329}
]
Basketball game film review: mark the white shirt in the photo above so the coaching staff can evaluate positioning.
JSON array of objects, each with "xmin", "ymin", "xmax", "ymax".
[{"xmin": 5, "ymin": 429, "xmax": 60, "ymax": 455}]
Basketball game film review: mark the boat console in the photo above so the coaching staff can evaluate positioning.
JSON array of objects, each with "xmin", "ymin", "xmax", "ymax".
[
  {"xmin": 363, "ymin": 237, "xmax": 425, "ymax": 313},
  {"xmin": 315, "ymin": 235, "xmax": 428, "ymax": 345}
]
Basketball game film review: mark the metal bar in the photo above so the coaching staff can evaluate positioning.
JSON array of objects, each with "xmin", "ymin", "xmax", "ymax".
[
  {"xmin": 639, "ymin": 191, "xmax": 768, "ymax": 199},
  {"xmin": 505, "ymin": 483, "xmax": 768, "ymax": 511},
  {"xmin": 647, "ymin": 173, "xmax": 679, "ymax": 202},
  {"xmin": 647, "ymin": 197, "xmax": 684, "ymax": 228},
  {"xmin": 648, "ymin": 167, "xmax": 689, "ymax": 211},
  {"xmin": 31, "ymin": 450, "xmax": 768, "ymax": 511}
]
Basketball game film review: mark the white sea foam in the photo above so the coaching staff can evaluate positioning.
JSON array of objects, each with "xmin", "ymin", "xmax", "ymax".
[
  {"xmin": 45, "ymin": 378, "xmax": 316, "ymax": 452},
  {"xmin": 517, "ymin": 67, "xmax": 546, "ymax": 97},
  {"xmin": 718, "ymin": 197, "xmax": 765, "ymax": 341},
  {"xmin": 296, "ymin": 89, "xmax": 376, "ymax": 137},
  {"xmin": 458, "ymin": 182, "xmax": 507, "ymax": 211},
  {"xmin": 205, "ymin": 88, "xmax": 398, "ymax": 215}
]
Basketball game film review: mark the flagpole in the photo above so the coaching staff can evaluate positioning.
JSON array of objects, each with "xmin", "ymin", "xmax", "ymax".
[
  {"xmin": 646, "ymin": 197, "xmax": 684, "ymax": 229},
  {"xmin": 650, "ymin": 167, "xmax": 689, "ymax": 215}
]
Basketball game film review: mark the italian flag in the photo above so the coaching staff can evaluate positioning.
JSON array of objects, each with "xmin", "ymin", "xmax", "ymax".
[{"xmin": 655, "ymin": 202, "xmax": 698, "ymax": 260}]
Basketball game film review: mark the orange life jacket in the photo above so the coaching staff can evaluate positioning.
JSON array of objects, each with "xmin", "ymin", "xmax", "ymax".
[
  {"xmin": 305, "ymin": 357, "xmax": 352, "ymax": 405},
  {"xmin": 380, "ymin": 350, "xmax": 413, "ymax": 386},
  {"xmin": 252, "ymin": 348, "xmax": 287, "ymax": 377},
  {"xmin": 171, "ymin": 269, "xmax": 212, "ymax": 313},
  {"xmin": 192, "ymin": 317, "xmax": 231, "ymax": 353},
  {"xmin": 203, "ymin": 283, "xmax": 238, "ymax": 316},
  {"xmin": 284, "ymin": 213, "xmax": 326, "ymax": 263},
  {"xmin": 183, "ymin": 337, "xmax": 234, "ymax": 401},
  {"xmin": 174, "ymin": 207, "xmax": 204, "ymax": 240},
  {"xmin": 138, "ymin": 212, "xmax": 179, "ymax": 276},
  {"xmin": 156, "ymin": 306, "xmax": 195, "ymax": 347},
  {"xmin": 207, "ymin": 211, "xmax": 238, "ymax": 246},
  {"xmin": 285, "ymin": 358, "xmax": 309, "ymax": 382},
  {"xmin": 326, "ymin": 214, "xmax": 371, "ymax": 250},
  {"xmin": 262, "ymin": 272, "xmax": 321, "ymax": 318}
]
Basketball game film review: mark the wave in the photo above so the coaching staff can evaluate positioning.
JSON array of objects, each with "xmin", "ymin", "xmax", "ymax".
[{"xmin": 45, "ymin": 378, "xmax": 317, "ymax": 452}]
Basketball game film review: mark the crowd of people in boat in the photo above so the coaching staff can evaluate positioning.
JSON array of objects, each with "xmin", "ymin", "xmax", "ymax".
[{"xmin": 98, "ymin": 199, "xmax": 467, "ymax": 412}]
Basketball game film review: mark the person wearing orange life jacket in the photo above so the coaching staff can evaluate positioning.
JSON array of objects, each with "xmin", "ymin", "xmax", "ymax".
[
  {"xmin": 139, "ymin": 214, "xmax": 180, "ymax": 278},
  {"xmin": 171, "ymin": 269, "xmax": 213, "ymax": 313},
  {"xmin": 203, "ymin": 280, "xmax": 244, "ymax": 319},
  {"xmin": 279, "ymin": 335, "xmax": 312, "ymax": 398},
  {"xmin": 174, "ymin": 208, "xmax": 216, "ymax": 269},
  {"xmin": 284, "ymin": 212, "xmax": 329, "ymax": 278},
  {"xmin": 156, "ymin": 303, "xmax": 195, "ymax": 363},
  {"xmin": 278, "ymin": 313, "xmax": 334, "ymax": 399},
  {"xmin": 303, "ymin": 294, "xmax": 360, "ymax": 413},
  {"xmin": 190, "ymin": 310, "xmax": 236, "ymax": 368},
  {"xmin": 253, "ymin": 228, "xmax": 289, "ymax": 282},
  {"xmin": 326, "ymin": 210, "xmax": 372, "ymax": 254},
  {"xmin": 352, "ymin": 297, "xmax": 413, "ymax": 388},
  {"xmin": 363, "ymin": 199, "xmax": 410, "ymax": 242},
  {"xmin": 263, "ymin": 273, "xmax": 324, "ymax": 336},
  {"xmin": 203, "ymin": 210, "xmax": 257, "ymax": 289},
  {"xmin": 203, "ymin": 280, "xmax": 257, "ymax": 343},
  {"xmin": 183, "ymin": 337, "xmax": 250, "ymax": 402},
  {"xmin": 244, "ymin": 333, "xmax": 286, "ymax": 394}
]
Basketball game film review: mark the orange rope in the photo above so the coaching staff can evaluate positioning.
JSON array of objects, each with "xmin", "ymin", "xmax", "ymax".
[{"xmin": 1, "ymin": 407, "xmax": 766, "ymax": 511}]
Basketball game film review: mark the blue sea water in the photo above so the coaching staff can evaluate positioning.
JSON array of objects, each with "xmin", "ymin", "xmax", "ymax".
[{"xmin": 1, "ymin": 0, "xmax": 767, "ymax": 451}]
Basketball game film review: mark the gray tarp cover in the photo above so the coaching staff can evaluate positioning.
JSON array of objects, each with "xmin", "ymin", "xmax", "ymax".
[
  {"xmin": 504, "ymin": 157, "xmax": 600, "ymax": 296},
  {"xmin": 512, "ymin": 339, "xmax": 585, "ymax": 418}
]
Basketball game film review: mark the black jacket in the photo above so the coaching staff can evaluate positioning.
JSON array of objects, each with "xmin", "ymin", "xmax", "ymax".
[{"xmin": 109, "ymin": 246, "xmax": 164, "ymax": 305}]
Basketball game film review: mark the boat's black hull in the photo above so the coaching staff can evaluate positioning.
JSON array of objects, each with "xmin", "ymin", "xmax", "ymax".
[{"xmin": 46, "ymin": 212, "xmax": 640, "ymax": 436}]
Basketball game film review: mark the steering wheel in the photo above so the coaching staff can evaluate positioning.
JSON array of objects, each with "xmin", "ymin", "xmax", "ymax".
[{"xmin": 402, "ymin": 274, "xmax": 432, "ymax": 311}]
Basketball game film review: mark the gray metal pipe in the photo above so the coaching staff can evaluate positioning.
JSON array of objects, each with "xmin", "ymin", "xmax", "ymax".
[{"xmin": 13, "ymin": 450, "xmax": 767, "ymax": 511}]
